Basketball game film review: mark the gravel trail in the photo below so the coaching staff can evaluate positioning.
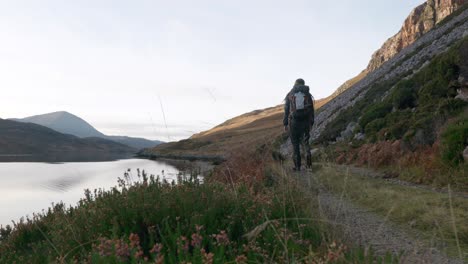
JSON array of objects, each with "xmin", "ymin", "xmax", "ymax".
[{"xmin": 296, "ymin": 169, "xmax": 465, "ymax": 264}]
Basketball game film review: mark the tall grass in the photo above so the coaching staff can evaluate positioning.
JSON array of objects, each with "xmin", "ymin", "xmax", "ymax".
[
  {"xmin": 315, "ymin": 163, "xmax": 468, "ymax": 261},
  {"xmin": 0, "ymin": 166, "xmax": 329, "ymax": 263}
]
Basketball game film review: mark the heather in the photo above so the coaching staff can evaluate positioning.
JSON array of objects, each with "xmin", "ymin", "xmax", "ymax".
[{"xmin": 0, "ymin": 166, "xmax": 326, "ymax": 263}]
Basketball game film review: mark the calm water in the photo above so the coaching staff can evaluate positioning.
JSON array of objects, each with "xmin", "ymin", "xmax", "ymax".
[{"xmin": 0, "ymin": 159, "xmax": 180, "ymax": 227}]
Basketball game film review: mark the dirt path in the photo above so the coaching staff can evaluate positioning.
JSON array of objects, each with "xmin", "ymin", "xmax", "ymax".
[
  {"xmin": 330, "ymin": 164, "xmax": 468, "ymax": 200},
  {"xmin": 296, "ymin": 169, "xmax": 464, "ymax": 264}
]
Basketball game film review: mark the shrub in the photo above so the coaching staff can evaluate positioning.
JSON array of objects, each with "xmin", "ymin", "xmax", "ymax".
[
  {"xmin": 365, "ymin": 118, "xmax": 386, "ymax": 137},
  {"xmin": 441, "ymin": 118, "xmax": 468, "ymax": 166},
  {"xmin": 391, "ymin": 80, "xmax": 417, "ymax": 109},
  {"xmin": 359, "ymin": 102, "xmax": 393, "ymax": 129}
]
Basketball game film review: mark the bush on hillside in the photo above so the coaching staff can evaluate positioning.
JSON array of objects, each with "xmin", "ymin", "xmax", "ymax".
[
  {"xmin": 441, "ymin": 117, "xmax": 468, "ymax": 166},
  {"xmin": 391, "ymin": 80, "xmax": 417, "ymax": 109},
  {"xmin": 359, "ymin": 102, "xmax": 393, "ymax": 129}
]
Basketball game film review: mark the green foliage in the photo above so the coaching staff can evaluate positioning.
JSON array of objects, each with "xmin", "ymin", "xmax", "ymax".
[
  {"xmin": 320, "ymin": 37, "xmax": 468, "ymax": 168},
  {"xmin": 0, "ymin": 170, "xmax": 325, "ymax": 263},
  {"xmin": 365, "ymin": 118, "xmax": 386, "ymax": 138},
  {"xmin": 391, "ymin": 80, "xmax": 417, "ymax": 109},
  {"xmin": 441, "ymin": 117, "xmax": 468, "ymax": 166},
  {"xmin": 317, "ymin": 78, "xmax": 400, "ymax": 143},
  {"xmin": 360, "ymin": 102, "xmax": 393, "ymax": 129}
]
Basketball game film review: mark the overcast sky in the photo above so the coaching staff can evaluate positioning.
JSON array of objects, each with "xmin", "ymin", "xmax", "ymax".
[{"xmin": 0, "ymin": 0, "xmax": 425, "ymax": 141}]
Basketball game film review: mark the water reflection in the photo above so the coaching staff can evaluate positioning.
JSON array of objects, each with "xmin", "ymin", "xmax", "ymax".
[
  {"xmin": 0, "ymin": 159, "xmax": 180, "ymax": 227},
  {"xmin": 39, "ymin": 176, "xmax": 87, "ymax": 193}
]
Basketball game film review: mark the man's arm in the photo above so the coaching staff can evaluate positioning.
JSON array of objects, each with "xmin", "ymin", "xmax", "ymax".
[
  {"xmin": 309, "ymin": 94, "xmax": 315, "ymax": 126},
  {"xmin": 283, "ymin": 96, "xmax": 290, "ymax": 127}
]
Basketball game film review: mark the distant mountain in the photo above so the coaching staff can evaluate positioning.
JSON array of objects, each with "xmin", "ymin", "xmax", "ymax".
[
  {"xmin": 12, "ymin": 111, "xmax": 105, "ymax": 138},
  {"xmin": 12, "ymin": 111, "xmax": 163, "ymax": 149},
  {"xmin": 0, "ymin": 119, "xmax": 135, "ymax": 161},
  {"xmin": 106, "ymin": 136, "xmax": 163, "ymax": 150}
]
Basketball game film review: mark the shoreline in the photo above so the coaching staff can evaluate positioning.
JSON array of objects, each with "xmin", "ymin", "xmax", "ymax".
[{"xmin": 137, "ymin": 152, "xmax": 226, "ymax": 164}]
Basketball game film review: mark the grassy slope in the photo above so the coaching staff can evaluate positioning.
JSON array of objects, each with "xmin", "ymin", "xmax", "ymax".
[{"xmin": 146, "ymin": 99, "xmax": 328, "ymax": 159}]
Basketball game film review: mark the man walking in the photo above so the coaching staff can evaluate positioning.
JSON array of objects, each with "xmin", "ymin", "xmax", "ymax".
[{"xmin": 283, "ymin": 78, "xmax": 315, "ymax": 171}]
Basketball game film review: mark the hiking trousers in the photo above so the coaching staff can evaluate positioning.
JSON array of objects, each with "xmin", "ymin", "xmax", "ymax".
[{"xmin": 289, "ymin": 118, "xmax": 312, "ymax": 170}]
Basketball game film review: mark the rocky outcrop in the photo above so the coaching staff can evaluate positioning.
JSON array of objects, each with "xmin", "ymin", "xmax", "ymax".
[
  {"xmin": 318, "ymin": 1, "xmax": 466, "ymax": 111},
  {"xmin": 367, "ymin": 0, "xmax": 466, "ymax": 72},
  {"xmin": 312, "ymin": 7, "xmax": 468, "ymax": 141}
]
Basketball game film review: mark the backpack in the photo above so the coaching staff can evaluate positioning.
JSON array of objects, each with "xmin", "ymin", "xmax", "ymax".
[{"xmin": 289, "ymin": 89, "xmax": 314, "ymax": 121}]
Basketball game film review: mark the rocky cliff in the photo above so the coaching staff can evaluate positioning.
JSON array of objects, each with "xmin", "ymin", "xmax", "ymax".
[
  {"xmin": 367, "ymin": 0, "xmax": 466, "ymax": 72},
  {"xmin": 311, "ymin": 6, "xmax": 468, "ymax": 141},
  {"xmin": 329, "ymin": 1, "xmax": 466, "ymax": 100}
]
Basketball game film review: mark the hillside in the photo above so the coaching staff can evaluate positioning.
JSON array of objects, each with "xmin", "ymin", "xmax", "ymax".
[
  {"xmin": 140, "ymin": 106, "xmax": 284, "ymax": 159},
  {"xmin": 141, "ymin": 98, "xmax": 328, "ymax": 159},
  {"xmin": 0, "ymin": 119, "xmax": 135, "ymax": 162},
  {"xmin": 13, "ymin": 111, "xmax": 163, "ymax": 149}
]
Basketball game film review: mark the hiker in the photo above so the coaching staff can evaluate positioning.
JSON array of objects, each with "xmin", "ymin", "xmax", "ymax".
[{"xmin": 283, "ymin": 78, "xmax": 315, "ymax": 171}]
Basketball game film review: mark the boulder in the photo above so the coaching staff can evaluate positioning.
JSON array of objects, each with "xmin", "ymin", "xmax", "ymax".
[
  {"xmin": 455, "ymin": 88, "xmax": 468, "ymax": 101},
  {"xmin": 354, "ymin": 133, "xmax": 366, "ymax": 141},
  {"xmin": 340, "ymin": 122, "xmax": 358, "ymax": 141}
]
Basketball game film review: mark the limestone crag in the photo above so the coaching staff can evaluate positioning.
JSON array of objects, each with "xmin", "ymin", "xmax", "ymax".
[
  {"xmin": 312, "ymin": 8, "xmax": 468, "ymax": 141},
  {"xmin": 367, "ymin": 0, "xmax": 466, "ymax": 72}
]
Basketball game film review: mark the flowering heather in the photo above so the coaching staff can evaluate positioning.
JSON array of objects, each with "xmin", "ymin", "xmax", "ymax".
[
  {"xmin": 191, "ymin": 232, "xmax": 203, "ymax": 248},
  {"xmin": 149, "ymin": 243, "xmax": 163, "ymax": 254},
  {"xmin": 212, "ymin": 230, "xmax": 230, "ymax": 246},
  {"xmin": 0, "ymin": 162, "xmax": 396, "ymax": 263}
]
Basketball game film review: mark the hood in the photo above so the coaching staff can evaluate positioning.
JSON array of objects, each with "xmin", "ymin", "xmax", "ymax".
[{"xmin": 292, "ymin": 85, "xmax": 310, "ymax": 93}]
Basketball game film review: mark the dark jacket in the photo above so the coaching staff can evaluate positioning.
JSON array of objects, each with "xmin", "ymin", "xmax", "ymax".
[{"xmin": 283, "ymin": 85, "xmax": 315, "ymax": 126}]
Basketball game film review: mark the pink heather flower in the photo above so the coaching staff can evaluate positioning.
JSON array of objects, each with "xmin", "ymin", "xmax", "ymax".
[
  {"xmin": 177, "ymin": 236, "xmax": 189, "ymax": 253},
  {"xmin": 129, "ymin": 233, "xmax": 140, "ymax": 248},
  {"xmin": 235, "ymin": 254, "xmax": 248, "ymax": 264},
  {"xmin": 191, "ymin": 233, "xmax": 203, "ymax": 248},
  {"xmin": 135, "ymin": 249, "xmax": 144, "ymax": 259},
  {"xmin": 97, "ymin": 238, "xmax": 113, "ymax": 257},
  {"xmin": 150, "ymin": 243, "xmax": 163, "ymax": 254},
  {"xmin": 155, "ymin": 255, "xmax": 165, "ymax": 264},
  {"xmin": 201, "ymin": 248, "xmax": 214, "ymax": 264},
  {"xmin": 115, "ymin": 240, "xmax": 130, "ymax": 259},
  {"xmin": 212, "ymin": 230, "xmax": 230, "ymax": 246}
]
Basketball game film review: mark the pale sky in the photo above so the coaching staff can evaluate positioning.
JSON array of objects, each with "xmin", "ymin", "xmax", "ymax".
[{"xmin": 0, "ymin": 0, "xmax": 425, "ymax": 141}]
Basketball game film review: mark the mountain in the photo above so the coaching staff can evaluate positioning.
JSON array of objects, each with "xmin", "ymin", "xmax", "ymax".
[
  {"xmin": 12, "ymin": 111, "xmax": 163, "ymax": 149},
  {"xmin": 0, "ymin": 119, "xmax": 135, "ymax": 162},
  {"xmin": 327, "ymin": 0, "xmax": 467, "ymax": 100},
  {"xmin": 12, "ymin": 111, "xmax": 105, "ymax": 138},
  {"xmin": 106, "ymin": 135, "xmax": 163, "ymax": 150}
]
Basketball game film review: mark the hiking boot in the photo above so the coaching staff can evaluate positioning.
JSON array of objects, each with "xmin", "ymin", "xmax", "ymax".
[{"xmin": 306, "ymin": 154, "xmax": 312, "ymax": 169}]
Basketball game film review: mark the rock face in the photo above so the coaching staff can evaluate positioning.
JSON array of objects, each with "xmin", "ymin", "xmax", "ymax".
[
  {"xmin": 366, "ymin": 0, "xmax": 467, "ymax": 72},
  {"xmin": 312, "ymin": 7, "xmax": 468, "ymax": 141},
  {"xmin": 319, "ymin": 1, "xmax": 466, "ymax": 109}
]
